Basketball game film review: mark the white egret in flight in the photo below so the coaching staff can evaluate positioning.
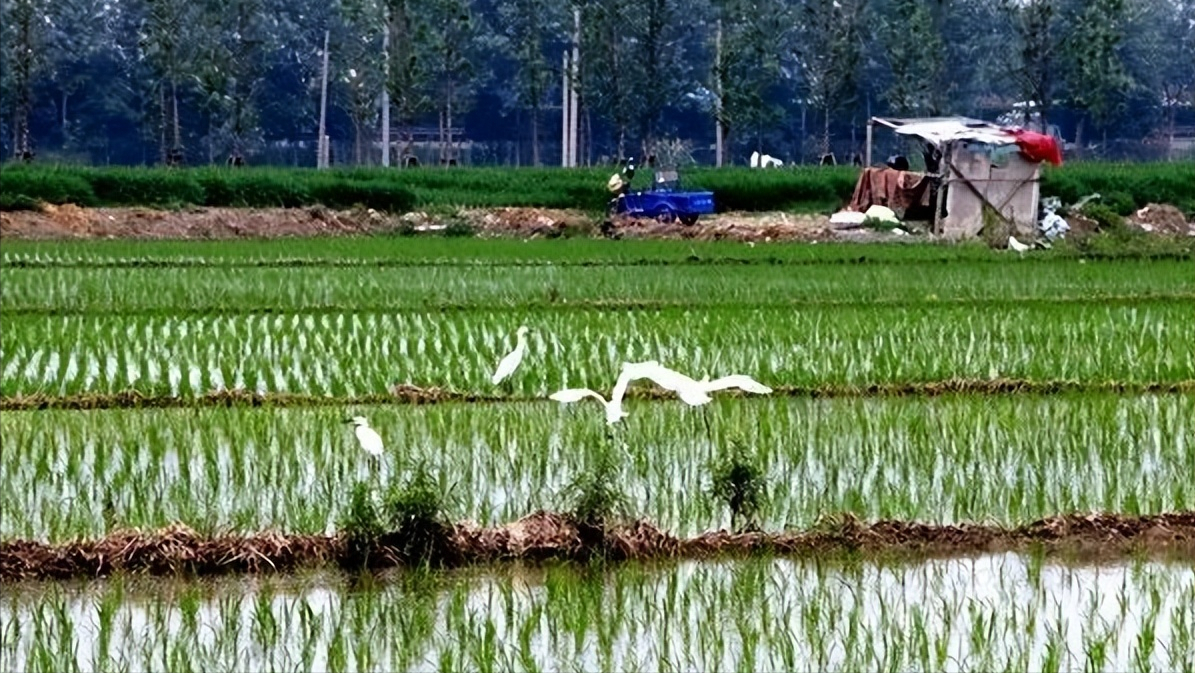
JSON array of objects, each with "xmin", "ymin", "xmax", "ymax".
[
  {"xmin": 492, "ymin": 325, "xmax": 530, "ymax": 385},
  {"xmin": 698, "ymin": 374, "xmax": 773, "ymax": 395},
  {"xmin": 549, "ymin": 359, "xmax": 720, "ymax": 424},
  {"xmin": 627, "ymin": 360, "xmax": 713, "ymax": 407}
]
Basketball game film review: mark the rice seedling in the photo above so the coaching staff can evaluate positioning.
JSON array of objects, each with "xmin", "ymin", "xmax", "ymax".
[
  {"xmin": 1, "ymin": 393, "xmax": 1190, "ymax": 542},
  {"xmin": 3, "ymin": 254, "xmax": 1191, "ymax": 314},
  {"xmin": 1, "ymin": 298, "xmax": 1190, "ymax": 400}
]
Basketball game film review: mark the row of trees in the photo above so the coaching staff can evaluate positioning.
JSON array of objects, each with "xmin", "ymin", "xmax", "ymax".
[{"xmin": 1, "ymin": 0, "xmax": 1192, "ymax": 166}]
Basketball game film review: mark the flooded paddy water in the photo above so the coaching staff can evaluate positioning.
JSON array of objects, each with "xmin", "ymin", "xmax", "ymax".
[{"xmin": 3, "ymin": 555, "xmax": 1193, "ymax": 672}]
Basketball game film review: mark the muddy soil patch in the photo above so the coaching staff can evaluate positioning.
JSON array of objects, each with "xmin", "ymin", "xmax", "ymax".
[
  {"xmin": 4, "ymin": 512, "xmax": 1193, "ymax": 582},
  {"xmin": 0, "ymin": 204, "xmax": 893, "ymax": 243},
  {"xmin": 0, "ymin": 204, "xmax": 401, "ymax": 239}
]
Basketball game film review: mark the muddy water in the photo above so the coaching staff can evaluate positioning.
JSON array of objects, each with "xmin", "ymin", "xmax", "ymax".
[{"xmin": 3, "ymin": 554, "xmax": 1192, "ymax": 672}]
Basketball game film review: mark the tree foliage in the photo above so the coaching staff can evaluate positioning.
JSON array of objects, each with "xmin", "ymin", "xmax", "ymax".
[{"xmin": 2, "ymin": 0, "xmax": 1191, "ymax": 166}]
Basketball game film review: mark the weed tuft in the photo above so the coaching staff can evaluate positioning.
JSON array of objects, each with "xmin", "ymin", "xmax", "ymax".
[
  {"xmin": 709, "ymin": 441, "xmax": 767, "ymax": 533},
  {"xmin": 561, "ymin": 446, "xmax": 629, "ymax": 532},
  {"xmin": 380, "ymin": 462, "xmax": 456, "ymax": 566},
  {"xmin": 338, "ymin": 481, "xmax": 383, "ymax": 568}
]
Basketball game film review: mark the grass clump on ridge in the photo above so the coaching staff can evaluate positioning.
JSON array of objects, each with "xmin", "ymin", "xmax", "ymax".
[{"xmin": 709, "ymin": 442, "xmax": 767, "ymax": 533}]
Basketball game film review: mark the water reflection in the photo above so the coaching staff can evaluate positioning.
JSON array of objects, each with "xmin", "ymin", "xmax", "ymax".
[{"xmin": 3, "ymin": 554, "xmax": 1192, "ymax": 672}]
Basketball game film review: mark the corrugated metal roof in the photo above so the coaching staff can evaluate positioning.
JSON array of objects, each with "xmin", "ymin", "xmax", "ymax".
[{"xmin": 875, "ymin": 116, "xmax": 1016, "ymax": 146}]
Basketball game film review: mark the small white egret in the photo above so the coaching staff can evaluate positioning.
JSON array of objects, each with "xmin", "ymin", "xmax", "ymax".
[
  {"xmin": 344, "ymin": 415, "xmax": 384, "ymax": 457},
  {"xmin": 491, "ymin": 325, "xmax": 530, "ymax": 385},
  {"xmin": 698, "ymin": 374, "xmax": 773, "ymax": 395},
  {"xmin": 1008, "ymin": 235, "xmax": 1030, "ymax": 253}
]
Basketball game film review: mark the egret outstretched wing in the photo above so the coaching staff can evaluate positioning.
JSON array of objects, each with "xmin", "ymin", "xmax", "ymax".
[
  {"xmin": 617, "ymin": 360, "xmax": 712, "ymax": 407},
  {"xmin": 549, "ymin": 388, "xmax": 606, "ymax": 404},
  {"xmin": 549, "ymin": 387, "xmax": 628, "ymax": 424},
  {"xmin": 700, "ymin": 374, "xmax": 773, "ymax": 395}
]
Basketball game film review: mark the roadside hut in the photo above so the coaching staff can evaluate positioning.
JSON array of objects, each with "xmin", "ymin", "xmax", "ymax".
[{"xmin": 857, "ymin": 116, "xmax": 1061, "ymax": 239}]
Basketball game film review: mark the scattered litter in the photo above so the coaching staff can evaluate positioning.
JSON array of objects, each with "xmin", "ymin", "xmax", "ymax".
[
  {"xmin": 1038, "ymin": 196, "xmax": 1070, "ymax": 240},
  {"xmin": 830, "ymin": 211, "xmax": 867, "ymax": 225},
  {"xmin": 863, "ymin": 205, "xmax": 899, "ymax": 224}
]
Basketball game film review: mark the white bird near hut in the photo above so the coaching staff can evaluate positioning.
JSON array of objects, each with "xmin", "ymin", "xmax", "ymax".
[
  {"xmin": 1008, "ymin": 235, "xmax": 1030, "ymax": 254},
  {"xmin": 344, "ymin": 415, "xmax": 384, "ymax": 457},
  {"xmin": 491, "ymin": 325, "xmax": 530, "ymax": 385}
]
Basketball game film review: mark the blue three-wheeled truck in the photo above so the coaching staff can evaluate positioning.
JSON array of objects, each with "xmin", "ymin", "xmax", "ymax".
[{"xmin": 606, "ymin": 160, "xmax": 715, "ymax": 226}]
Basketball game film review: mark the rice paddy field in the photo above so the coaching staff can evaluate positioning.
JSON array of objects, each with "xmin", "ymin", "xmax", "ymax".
[{"xmin": 2, "ymin": 235, "xmax": 1193, "ymax": 672}]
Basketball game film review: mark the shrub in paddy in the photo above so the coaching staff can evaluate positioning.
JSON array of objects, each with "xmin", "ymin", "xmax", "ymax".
[
  {"xmin": 338, "ymin": 481, "xmax": 384, "ymax": 568},
  {"xmin": 561, "ymin": 445, "xmax": 629, "ymax": 531},
  {"xmin": 380, "ymin": 462, "xmax": 457, "ymax": 566},
  {"xmin": 709, "ymin": 441, "xmax": 767, "ymax": 533}
]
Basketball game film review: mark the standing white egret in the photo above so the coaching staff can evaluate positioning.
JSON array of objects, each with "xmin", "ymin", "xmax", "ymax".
[
  {"xmin": 491, "ymin": 325, "xmax": 530, "ymax": 385},
  {"xmin": 344, "ymin": 415, "xmax": 384, "ymax": 456}
]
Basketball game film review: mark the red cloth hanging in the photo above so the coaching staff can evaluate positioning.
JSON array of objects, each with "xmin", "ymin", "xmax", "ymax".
[{"xmin": 1009, "ymin": 129, "xmax": 1063, "ymax": 166}]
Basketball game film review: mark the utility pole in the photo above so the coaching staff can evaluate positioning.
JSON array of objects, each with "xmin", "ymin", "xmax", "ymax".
[
  {"xmin": 569, "ymin": 7, "xmax": 580, "ymax": 166},
  {"xmin": 317, "ymin": 29, "xmax": 330, "ymax": 168},
  {"xmin": 561, "ymin": 51, "xmax": 570, "ymax": 167},
  {"xmin": 560, "ymin": 7, "xmax": 581, "ymax": 167}
]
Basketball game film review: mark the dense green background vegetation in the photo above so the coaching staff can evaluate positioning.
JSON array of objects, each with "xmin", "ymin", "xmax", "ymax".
[{"xmin": 2, "ymin": 162, "xmax": 1192, "ymax": 215}]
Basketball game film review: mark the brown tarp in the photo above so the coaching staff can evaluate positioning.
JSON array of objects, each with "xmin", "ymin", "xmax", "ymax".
[{"xmin": 847, "ymin": 167, "xmax": 934, "ymax": 215}]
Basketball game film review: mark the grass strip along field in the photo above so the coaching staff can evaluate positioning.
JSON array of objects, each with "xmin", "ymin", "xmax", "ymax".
[{"xmin": 2, "ymin": 162, "xmax": 1193, "ymax": 215}]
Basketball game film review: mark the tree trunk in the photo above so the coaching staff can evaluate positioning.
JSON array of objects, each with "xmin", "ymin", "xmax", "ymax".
[
  {"xmin": 160, "ymin": 84, "xmax": 169, "ymax": 164},
  {"xmin": 61, "ymin": 91, "xmax": 69, "ymax": 147},
  {"xmin": 438, "ymin": 107, "xmax": 446, "ymax": 164},
  {"xmin": 172, "ymin": 80, "xmax": 181, "ymax": 154},
  {"xmin": 14, "ymin": 6, "xmax": 33, "ymax": 160},
  {"xmin": 530, "ymin": 104, "xmax": 540, "ymax": 166},
  {"xmin": 447, "ymin": 80, "xmax": 454, "ymax": 164},
  {"xmin": 353, "ymin": 118, "xmax": 363, "ymax": 165},
  {"xmin": 1074, "ymin": 115, "xmax": 1084, "ymax": 159},
  {"xmin": 822, "ymin": 107, "xmax": 831, "ymax": 157}
]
